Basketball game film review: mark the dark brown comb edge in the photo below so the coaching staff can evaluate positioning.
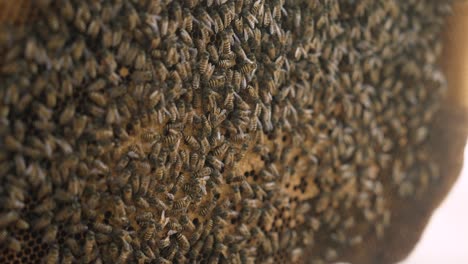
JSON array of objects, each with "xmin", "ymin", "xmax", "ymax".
[
  {"xmin": 442, "ymin": 1, "xmax": 468, "ymax": 109},
  {"xmin": 336, "ymin": 2, "xmax": 468, "ymax": 263},
  {"xmin": 336, "ymin": 104, "xmax": 468, "ymax": 264}
]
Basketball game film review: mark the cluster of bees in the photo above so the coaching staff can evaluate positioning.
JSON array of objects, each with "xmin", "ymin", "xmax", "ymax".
[{"xmin": 0, "ymin": 0, "xmax": 452, "ymax": 263}]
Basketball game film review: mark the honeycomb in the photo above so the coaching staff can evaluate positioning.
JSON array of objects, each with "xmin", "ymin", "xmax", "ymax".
[
  {"xmin": 0, "ymin": 214, "xmax": 49, "ymax": 264},
  {"xmin": 0, "ymin": 195, "xmax": 90, "ymax": 264},
  {"xmin": 0, "ymin": 0, "xmax": 467, "ymax": 264}
]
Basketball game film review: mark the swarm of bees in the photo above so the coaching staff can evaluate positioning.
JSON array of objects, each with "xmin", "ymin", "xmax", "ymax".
[{"xmin": 0, "ymin": 0, "xmax": 454, "ymax": 263}]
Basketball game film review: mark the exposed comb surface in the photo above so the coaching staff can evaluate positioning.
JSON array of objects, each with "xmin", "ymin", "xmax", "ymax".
[{"xmin": 0, "ymin": 0, "xmax": 456, "ymax": 263}]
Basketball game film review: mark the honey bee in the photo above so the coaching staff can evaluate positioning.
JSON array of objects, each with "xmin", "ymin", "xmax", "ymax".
[
  {"xmin": 194, "ymin": 234, "xmax": 211, "ymax": 257},
  {"xmin": 229, "ymin": 184, "xmax": 242, "ymax": 205},
  {"xmin": 214, "ymin": 242, "xmax": 229, "ymax": 257},
  {"xmin": 93, "ymin": 128, "xmax": 113, "ymax": 142},
  {"xmin": 218, "ymin": 59, "xmax": 236, "ymax": 69},
  {"xmin": 84, "ymin": 231, "xmax": 96, "ymax": 256},
  {"xmin": 0, "ymin": 211, "xmax": 19, "ymax": 228},
  {"xmin": 45, "ymin": 244, "xmax": 59, "ymax": 264},
  {"xmin": 163, "ymin": 129, "xmax": 182, "ymax": 146},
  {"xmin": 139, "ymin": 243, "xmax": 155, "ymax": 260},
  {"xmin": 207, "ymin": 44, "xmax": 219, "ymax": 64},
  {"xmin": 134, "ymin": 249, "xmax": 148, "ymax": 264},
  {"xmin": 198, "ymin": 51, "xmax": 210, "ymax": 75},
  {"xmin": 207, "ymin": 155, "xmax": 224, "ymax": 171},
  {"xmin": 67, "ymin": 202, "xmax": 82, "ymax": 224},
  {"xmin": 107, "ymin": 242, "xmax": 120, "ymax": 261},
  {"xmin": 60, "ymin": 0, "xmax": 75, "ymax": 21},
  {"xmin": 13, "ymin": 217, "xmax": 28, "ymax": 230},
  {"xmin": 61, "ymin": 247, "xmax": 74, "ymax": 264},
  {"xmin": 229, "ymin": 0, "xmax": 243, "ymax": 13},
  {"xmin": 250, "ymin": 227, "xmax": 265, "ymax": 244},
  {"xmin": 157, "ymin": 257, "xmax": 172, "ymax": 264},
  {"xmin": 106, "ymin": 104, "xmax": 122, "ymax": 124},
  {"xmin": 127, "ymin": 143, "xmax": 144, "ymax": 159},
  {"xmin": 92, "ymin": 222, "xmax": 112, "ymax": 234},
  {"xmin": 200, "ymin": 137, "xmax": 210, "ymax": 154},
  {"xmin": 178, "ymin": 28, "xmax": 193, "ymax": 46},
  {"xmin": 116, "ymin": 154, "xmax": 131, "ymax": 171},
  {"xmin": 120, "ymin": 183, "xmax": 132, "ymax": 204},
  {"xmin": 189, "ymin": 220, "xmax": 207, "ymax": 244},
  {"xmin": 221, "ymin": 4, "xmax": 235, "ymax": 25},
  {"xmin": 224, "ymin": 148, "xmax": 236, "ymax": 168},
  {"xmin": 157, "ymin": 232, "xmax": 172, "ymax": 249},
  {"xmin": 183, "ymin": 136, "xmax": 199, "ymax": 151},
  {"xmin": 125, "ymin": 5, "xmax": 141, "ymax": 30},
  {"xmin": 152, "ymin": 164, "xmax": 166, "ymax": 180},
  {"xmin": 242, "ymin": 10, "xmax": 258, "ymax": 30},
  {"xmin": 67, "ymin": 223, "xmax": 89, "ymax": 235},
  {"xmin": 218, "ymin": 32, "xmax": 231, "ymax": 54},
  {"xmin": 178, "ymin": 62, "xmax": 192, "ymax": 82},
  {"xmin": 211, "ymin": 11, "xmax": 225, "ymax": 33},
  {"xmin": 179, "ymin": 215, "xmax": 195, "ymax": 232},
  {"xmin": 115, "ymin": 167, "xmax": 132, "ymax": 187},
  {"xmin": 101, "ymin": 28, "xmax": 114, "ymax": 48},
  {"xmin": 190, "ymin": 152, "xmax": 200, "ymax": 170},
  {"xmin": 173, "ymin": 196, "xmax": 191, "ymax": 211},
  {"xmin": 108, "ymin": 24, "xmax": 123, "ymax": 47},
  {"xmin": 212, "ymin": 109, "xmax": 228, "ymax": 128},
  {"xmin": 90, "ymin": 159, "xmax": 109, "ymax": 176},
  {"xmin": 135, "ymin": 195, "xmax": 150, "ymax": 209},
  {"xmin": 201, "ymin": 116, "xmax": 212, "ymax": 136},
  {"xmin": 176, "ymin": 232, "xmax": 190, "ymax": 252},
  {"xmin": 222, "ymin": 88, "xmax": 235, "ymax": 111},
  {"xmin": 64, "ymin": 237, "xmax": 81, "ymax": 257},
  {"xmin": 73, "ymin": 115, "xmax": 88, "ymax": 138},
  {"xmin": 4, "ymin": 236, "xmax": 21, "ymax": 252},
  {"xmin": 240, "ymin": 180, "xmax": 254, "ymax": 198},
  {"xmin": 197, "ymin": 8, "xmax": 215, "ymax": 27},
  {"xmin": 42, "ymin": 224, "xmax": 58, "ymax": 243},
  {"xmin": 181, "ymin": 8, "xmax": 194, "ymax": 31},
  {"xmin": 239, "ymin": 62, "xmax": 257, "ymax": 77},
  {"xmin": 209, "ymin": 129, "xmax": 224, "ymax": 147},
  {"xmin": 233, "ymin": 16, "xmax": 244, "ymax": 35},
  {"xmin": 153, "ymin": 61, "xmax": 169, "ymax": 82},
  {"xmin": 194, "ymin": 166, "xmax": 212, "ymax": 179},
  {"xmin": 32, "ymin": 212, "xmax": 53, "ymax": 231},
  {"xmin": 36, "ymin": 102, "xmax": 53, "ymax": 120},
  {"xmin": 250, "ymin": 0, "xmax": 263, "ymax": 15},
  {"xmin": 203, "ymin": 63, "xmax": 216, "ymax": 82},
  {"xmin": 87, "ymin": 19, "xmax": 101, "ymax": 38},
  {"xmin": 197, "ymin": 202, "xmax": 212, "ymax": 217},
  {"xmin": 131, "ymin": 70, "xmax": 153, "ymax": 83},
  {"xmin": 163, "ymin": 241, "xmax": 179, "ymax": 260},
  {"xmin": 188, "ymin": 72, "xmax": 200, "ymax": 92},
  {"xmin": 141, "ymin": 222, "xmax": 156, "ymax": 241},
  {"xmin": 116, "ymin": 238, "xmax": 132, "ymax": 264},
  {"xmin": 138, "ymin": 166, "xmax": 151, "ymax": 187},
  {"xmin": 165, "ymin": 217, "xmax": 181, "ymax": 232},
  {"xmin": 53, "ymin": 204, "xmax": 73, "ymax": 222},
  {"xmin": 133, "ymin": 52, "xmax": 146, "ymax": 70}
]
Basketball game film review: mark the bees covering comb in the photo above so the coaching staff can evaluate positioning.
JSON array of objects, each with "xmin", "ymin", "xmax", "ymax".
[
  {"xmin": 0, "ymin": 0, "xmax": 37, "ymax": 25},
  {"xmin": 0, "ymin": 0, "xmax": 466, "ymax": 264}
]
